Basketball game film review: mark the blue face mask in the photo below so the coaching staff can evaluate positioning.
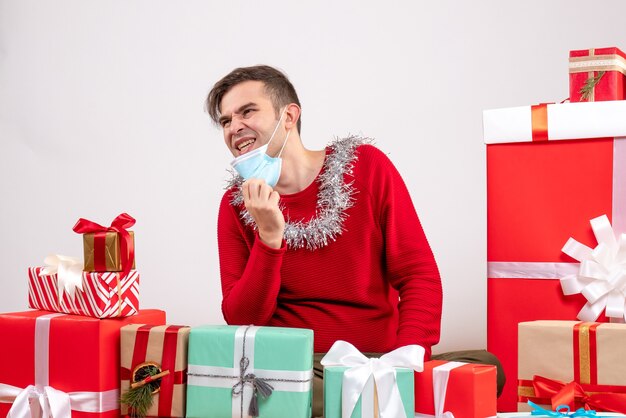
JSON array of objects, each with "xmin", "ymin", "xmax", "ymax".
[{"xmin": 230, "ymin": 108, "xmax": 291, "ymax": 188}]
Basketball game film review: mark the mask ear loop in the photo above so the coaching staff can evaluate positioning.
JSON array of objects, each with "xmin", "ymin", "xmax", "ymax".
[
  {"xmin": 276, "ymin": 129, "xmax": 291, "ymax": 158},
  {"xmin": 266, "ymin": 106, "xmax": 288, "ymax": 149}
]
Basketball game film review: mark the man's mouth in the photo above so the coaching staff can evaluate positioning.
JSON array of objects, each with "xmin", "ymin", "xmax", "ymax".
[{"xmin": 234, "ymin": 138, "xmax": 256, "ymax": 155}]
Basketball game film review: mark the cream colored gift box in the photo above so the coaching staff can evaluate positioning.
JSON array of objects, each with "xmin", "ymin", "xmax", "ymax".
[{"xmin": 517, "ymin": 320, "xmax": 626, "ymax": 412}]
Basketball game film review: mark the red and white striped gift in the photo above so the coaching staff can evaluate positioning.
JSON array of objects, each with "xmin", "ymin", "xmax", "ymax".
[{"xmin": 28, "ymin": 266, "xmax": 140, "ymax": 318}]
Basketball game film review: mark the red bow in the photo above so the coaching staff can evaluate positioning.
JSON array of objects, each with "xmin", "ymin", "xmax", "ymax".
[
  {"xmin": 73, "ymin": 213, "xmax": 135, "ymax": 282},
  {"xmin": 532, "ymin": 375, "xmax": 626, "ymax": 414}
]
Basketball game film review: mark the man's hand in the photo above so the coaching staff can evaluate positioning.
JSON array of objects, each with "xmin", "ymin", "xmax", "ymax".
[{"xmin": 242, "ymin": 179, "xmax": 285, "ymax": 249}]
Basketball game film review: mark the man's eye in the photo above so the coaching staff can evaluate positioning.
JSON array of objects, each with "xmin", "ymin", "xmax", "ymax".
[
  {"xmin": 243, "ymin": 109, "xmax": 255, "ymax": 117},
  {"xmin": 221, "ymin": 120, "xmax": 231, "ymax": 128}
]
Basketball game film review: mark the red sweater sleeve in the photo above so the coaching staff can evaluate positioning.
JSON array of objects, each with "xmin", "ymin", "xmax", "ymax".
[
  {"xmin": 358, "ymin": 146, "xmax": 443, "ymax": 359},
  {"xmin": 217, "ymin": 191, "xmax": 286, "ymax": 325}
]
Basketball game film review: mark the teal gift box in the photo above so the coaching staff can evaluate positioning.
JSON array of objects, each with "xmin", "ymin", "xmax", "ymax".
[
  {"xmin": 323, "ymin": 366, "xmax": 414, "ymax": 418},
  {"xmin": 186, "ymin": 325, "xmax": 314, "ymax": 418}
]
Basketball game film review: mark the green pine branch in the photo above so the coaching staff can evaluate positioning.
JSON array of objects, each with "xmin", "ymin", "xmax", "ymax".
[
  {"xmin": 579, "ymin": 71, "xmax": 605, "ymax": 101},
  {"xmin": 120, "ymin": 365, "xmax": 161, "ymax": 418}
]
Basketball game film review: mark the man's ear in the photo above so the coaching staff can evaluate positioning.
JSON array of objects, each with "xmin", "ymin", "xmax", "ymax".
[{"xmin": 284, "ymin": 103, "xmax": 301, "ymax": 130}]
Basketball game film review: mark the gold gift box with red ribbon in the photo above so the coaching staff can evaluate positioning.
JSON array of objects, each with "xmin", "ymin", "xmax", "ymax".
[
  {"xmin": 82, "ymin": 230, "xmax": 136, "ymax": 272},
  {"xmin": 569, "ymin": 47, "xmax": 626, "ymax": 102},
  {"xmin": 518, "ymin": 320, "xmax": 626, "ymax": 414},
  {"xmin": 121, "ymin": 324, "xmax": 191, "ymax": 417},
  {"xmin": 73, "ymin": 213, "xmax": 137, "ymax": 272}
]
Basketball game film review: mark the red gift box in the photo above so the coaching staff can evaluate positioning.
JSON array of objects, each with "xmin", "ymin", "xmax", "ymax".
[
  {"xmin": 414, "ymin": 360, "xmax": 497, "ymax": 418},
  {"xmin": 28, "ymin": 267, "xmax": 140, "ymax": 318},
  {"xmin": 0, "ymin": 309, "xmax": 166, "ymax": 418},
  {"xmin": 483, "ymin": 100, "xmax": 626, "ymax": 411},
  {"xmin": 569, "ymin": 47, "xmax": 626, "ymax": 102}
]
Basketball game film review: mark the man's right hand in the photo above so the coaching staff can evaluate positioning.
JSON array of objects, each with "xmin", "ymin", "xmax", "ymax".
[{"xmin": 241, "ymin": 179, "xmax": 285, "ymax": 249}]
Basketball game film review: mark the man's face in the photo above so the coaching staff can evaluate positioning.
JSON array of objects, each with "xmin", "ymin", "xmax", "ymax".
[{"xmin": 218, "ymin": 80, "xmax": 282, "ymax": 158}]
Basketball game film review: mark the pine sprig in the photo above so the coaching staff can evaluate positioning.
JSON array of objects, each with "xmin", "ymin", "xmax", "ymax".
[
  {"xmin": 120, "ymin": 364, "xmax": 161, "ymax": 418},
  {"xmin": 579, "ymin": 71, "xmax": 605, "ymax": 101}
]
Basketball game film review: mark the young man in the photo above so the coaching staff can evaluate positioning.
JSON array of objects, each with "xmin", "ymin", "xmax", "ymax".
[{"xmin": 207, "ymin": 65, "xmax": 503, "ymax": 416}]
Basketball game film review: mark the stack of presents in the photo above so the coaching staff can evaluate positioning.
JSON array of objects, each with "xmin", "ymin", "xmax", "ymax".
[
  {"xmin": 0, "ymin": 46, "xmax": 625, "ymax": 418},
  {"xmin": 0, "ymin": 211, "xmax": 497, "ymax": 418},
  {"xmin": 485, "ymin": 46, "xmax": 626, "ymax": 416}
]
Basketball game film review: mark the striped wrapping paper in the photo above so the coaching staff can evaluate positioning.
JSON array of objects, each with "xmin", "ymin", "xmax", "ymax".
[{"xmin": 28, "ymin": 266, "xmax": 139, "ymax": 318}]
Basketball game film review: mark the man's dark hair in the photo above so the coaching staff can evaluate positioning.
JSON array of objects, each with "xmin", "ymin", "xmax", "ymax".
[{"xmin": 206, "ymin": 65, "xmax": 302, "ymax": 133}]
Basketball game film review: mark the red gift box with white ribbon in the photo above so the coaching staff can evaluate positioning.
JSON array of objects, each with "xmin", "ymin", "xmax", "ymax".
[
  {"xmin": 483, "ymin": 100, "xmax": 626, "ymax": 411},
  {"xmin": 414, "ymin": 360, "xmax": 497, "ymax": 418},
  {"xmin": 28, "ymin": 266, "xmax": 140, "ymax": 318},
  {"xmin": 0, "ymin": 309, "xmax": 166, "ymax": 418}
]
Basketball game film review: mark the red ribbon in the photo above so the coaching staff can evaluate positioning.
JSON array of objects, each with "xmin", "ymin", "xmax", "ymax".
[
  {"xmin": 121, "ymin": 325, "xmax": 187, "ymax": 416},
  {"xmin": 72, "ymin": 213, "xmax": 135, "ymax": 282},
  {"xmin": 531, "ymin": 103, "xmax": 549, "ymax": 142},
  {"xmin": 532, "ymin": 375, "xmax": 626, "ymax": 413}
]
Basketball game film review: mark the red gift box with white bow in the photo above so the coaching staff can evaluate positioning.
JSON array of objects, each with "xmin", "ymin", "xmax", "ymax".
[
  {"xmin": 483, "ymin": 100, "xmax": 626, "ymax": 411},
  {"xmin": 0, "ymin": 309, "xmax": 166, "ymax": 418}
]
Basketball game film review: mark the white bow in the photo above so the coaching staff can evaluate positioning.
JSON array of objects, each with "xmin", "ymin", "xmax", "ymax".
[
  {"xmin": 561, "ymin": 215, "xmax": 626, "ymax": 322},
  {"xmin": 39, "ymin": 255, "xmax": 84, "ymax": 300},
  {"xmin": 321, "ymin": 340, "xmax": 424, "ymax": 418},
  {"xmin": 1, "ymin": 384, "xmax": 71, "ymax": 418},
  {"xmin": 0, "ymin": 383, "xmax": 119, "ymax": 418}
]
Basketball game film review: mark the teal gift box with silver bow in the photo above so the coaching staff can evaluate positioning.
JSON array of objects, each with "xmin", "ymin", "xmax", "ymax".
[{"xmin": 186, "ymin": 325, "xmax": 314, "ymax": 418}]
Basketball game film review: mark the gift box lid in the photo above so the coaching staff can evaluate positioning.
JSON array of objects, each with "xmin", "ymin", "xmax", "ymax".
[
  {"xmin": 483, "ymin": 101, "xmax": 626, "ymax": 144},
  {"xmin": 188, "ymin": 325, "xmax": 313, "ymax": 370},
  {"xmin": 569, "ymin": 46, "xmax": 626, "ymax": 74}
]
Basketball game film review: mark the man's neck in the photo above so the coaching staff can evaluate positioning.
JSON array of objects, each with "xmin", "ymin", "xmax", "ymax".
[{"xmin": 274, "ymin": 138, "xmax": 326, "ymax": 195}]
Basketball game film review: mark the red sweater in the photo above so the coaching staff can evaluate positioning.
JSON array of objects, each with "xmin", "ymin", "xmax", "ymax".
[{"xmin": 217, "ymin": 143, "xmax": 442, "ymax": 358}]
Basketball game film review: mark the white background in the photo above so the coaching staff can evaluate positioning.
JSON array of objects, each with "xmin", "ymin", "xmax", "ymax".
[{"xmin": 1, "ymin": 0, "xmax": 625, "ymax": 353}]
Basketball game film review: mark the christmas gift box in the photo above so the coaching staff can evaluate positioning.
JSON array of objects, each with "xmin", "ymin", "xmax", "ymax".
[
  {"xmin": 569, "ymin": 47, "xmax": 626, "ymax": 102},
  {"xmin": 517, "ymin": 321, "xmax": 626, "ymax": 414},
  {"xmin": 321, "ymin": 341, "xmax": 423, "ymax": 418},
  {"xmin": 186, "ymin": 325, "xmax": 313, "ymax": 418},
  {"xmin": 73, "ymin": 213, "xmax": 136, "ymax": 273},
  {"xmin": 414, "ymin": 360, "xmax": 497, "ymax": 418},
  {"xmin": 28, "ymin": 262, "xmax": 140, "ymax": 318},
  {"xmin": 483, "ymin": 100, "xmax": 626, "ymax": 411},
  {"xmin": 120, "ymin": 324, "xmax": 190, "ymax": 417},
  {"xmin": 0, "ymin": 309, "xmax": 166, "ymax": 418}
]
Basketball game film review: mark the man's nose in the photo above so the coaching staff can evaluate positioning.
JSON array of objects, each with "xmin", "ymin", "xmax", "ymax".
[{"xmin": 228, "ymin": 114, "xmax": 246, "ymax": 134}]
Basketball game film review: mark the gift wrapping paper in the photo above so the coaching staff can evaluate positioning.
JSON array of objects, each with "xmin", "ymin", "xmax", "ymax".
[
  {"xmin": 83, "ymin": 230, "xmax": 136, "ymax": 272},
  {"xmin": 28, "ymin": 266, "xmax": 139, "ymax": 318},
  {"xmin": 483, "ymin": 100, "xmax": 626, "ymax": 411},
  {"xmin": 414, "ymin": 360, "xmax": 497, "ymax": 418},
  {"xmin": 518, "ymin": 321, "xmax": 626, "ymax": 414},
  {"xmin": 0, "ymin": 309, "xmax": 166, "ymax": 418},
  {"xmin": 73, "ymin": 213, "xmax": 136, "ymax": 273},
  {"xmin": 121, "ymin": 324, "xmax": 190, "ymax": 417},
  {"xmin": 186, "ymin": 325, "xmax": 313, "ymax": 418},
  {"xmin": 569, "ymin": 47, "xmax": 626, "ymax": 102}
]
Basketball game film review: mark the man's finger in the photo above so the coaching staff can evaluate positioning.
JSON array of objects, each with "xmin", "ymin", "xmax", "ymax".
[
  {"xmin": 259, "ymin": 182, "xmax": 273, "ymax": 202},
  {"xmin": 269, "ymin": 190, "xmax": 281, "ymax": 206}
]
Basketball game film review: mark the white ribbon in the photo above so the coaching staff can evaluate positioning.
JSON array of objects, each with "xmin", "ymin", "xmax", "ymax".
[
  {"xmin": 0, "ymin": 384, "xmax": 119, "ymax": 418},
  {"xmin": 414, "ymin": 362, "xmax": 466, "ymax": 418},
  {"xmin": 320, "ymin": 340, "xmax": 425, "ymax": 418},
  {"xmin": 0, "ymin": 313, "xmax": 119, "ymax": 418},
  {"xmin": 561, "ymin": 214, "xmax": 626, "ymax": 322},
  {"xmin": 39, "ymin": 254, "xmax": 84, "ymax": 300}
]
